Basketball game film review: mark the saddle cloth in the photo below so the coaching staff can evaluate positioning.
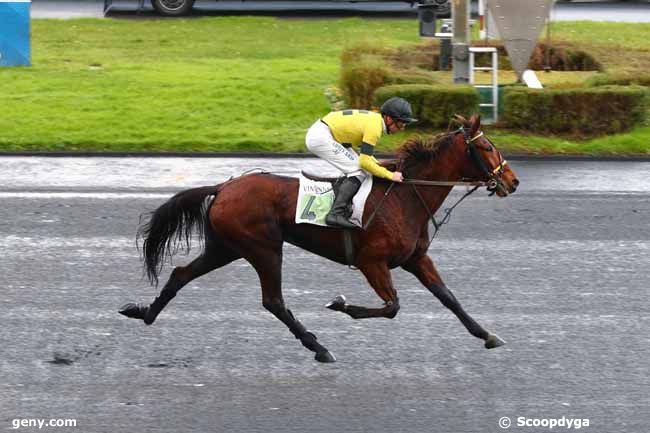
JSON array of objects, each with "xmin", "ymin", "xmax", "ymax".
[{"xmin": 295, "ymin": 174, "xmax": 373, "ymax": 227}]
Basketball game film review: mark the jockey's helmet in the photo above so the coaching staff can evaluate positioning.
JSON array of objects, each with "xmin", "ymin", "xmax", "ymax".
[{"xmin": 380, "ymin": 97, "xmax": 418, "ymax": 124}]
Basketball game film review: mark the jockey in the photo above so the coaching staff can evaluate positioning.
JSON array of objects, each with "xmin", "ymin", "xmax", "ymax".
[{"xmin": 305, "ymin": 97, "xmax": 417, "ymax": 229}]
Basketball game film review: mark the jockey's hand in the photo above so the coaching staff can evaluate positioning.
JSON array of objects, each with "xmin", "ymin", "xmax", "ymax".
[{"xmin": 392, "ymin": 171, "xmax": 404, "ymax": 182}]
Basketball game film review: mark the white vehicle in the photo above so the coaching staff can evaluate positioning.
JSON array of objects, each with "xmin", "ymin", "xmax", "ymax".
[{"xmin": 144, "ymin": 0, "xmax": 450, "ymax": 17}]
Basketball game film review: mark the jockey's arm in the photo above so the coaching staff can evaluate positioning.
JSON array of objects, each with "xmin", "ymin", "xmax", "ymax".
[{"xmin": 359, "ymin": 142, "xmax": 394, "ymax": 180}]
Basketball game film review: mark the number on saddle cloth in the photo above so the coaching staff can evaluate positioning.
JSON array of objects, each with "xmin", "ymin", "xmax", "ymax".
[
  {"xmin": 295, "ymin": 174, "xmax": 373, "ymax": 227},
  {"xmin": 295, "ymin": 175, "xmax": 336, "ymax": 226}
]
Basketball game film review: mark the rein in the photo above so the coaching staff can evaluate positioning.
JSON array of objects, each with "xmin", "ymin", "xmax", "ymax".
[
  {"xmin": 411, "ymin": 182, "xmax": 480, "ymax": 248},
  {"xmin": 403, "ymin": 179, "xmax": 486, "ymax": 187},
  {"xmin": 364, "ymin": 127, "xmax": 507, "ymax": 244}
]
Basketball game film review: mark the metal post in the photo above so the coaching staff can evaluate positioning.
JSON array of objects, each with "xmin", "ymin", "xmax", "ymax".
[
  {"xmin": 544, "ymin": 6, "xmax": 552, "ymax": 72},
  {"xmin": 452, "ymin": 0, "xmax": 470, "ymax": 83},
  {"xmin": 479, "ymin": 0, "xmax": 485, "ymax": 40},
  {"xmin": 492, "ymin": 49, "xmax": 499, "ymax": 122}
]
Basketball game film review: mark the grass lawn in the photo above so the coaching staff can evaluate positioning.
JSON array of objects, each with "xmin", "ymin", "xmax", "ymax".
[{"xmin": 0, "ymin": 17, "xmax": 648, "ymax": 156}]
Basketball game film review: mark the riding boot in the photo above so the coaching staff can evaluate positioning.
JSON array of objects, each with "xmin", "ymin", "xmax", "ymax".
[{"xmin": 325, "ymin": 176, "xmax": 362, "ymax": 229}]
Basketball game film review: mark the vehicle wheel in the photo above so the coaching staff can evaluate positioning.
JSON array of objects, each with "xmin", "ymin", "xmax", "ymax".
[{"xmin": 151, "ymin": 0, "xmax": 195, "ymax": 16}]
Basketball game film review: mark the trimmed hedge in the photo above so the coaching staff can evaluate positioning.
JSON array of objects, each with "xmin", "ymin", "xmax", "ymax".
[
  {"xmin": 471, "ymin": 42, "xmax": 602, "ymax": 72},
  {"xmin": 340, "ymin": 61, "xmax": 437, "ymax": 109},
  {"xmin": 502, "ymin": 85, "xmax": 649, "ymax": 135},
  {"xmin": 340, "ymin": 55, "xmax": 390, "ymax": 109},
  {"xmin": 373, "ymin": 84, "xmax": 480, "ymax": 128},
  {"xmin": 384, "ymin": 69, "xmax": 438, "ymax": 86},
  {"xmin": 340, "ymin": 43, "xmax": 439, "ymax": 109},
  {"xmin": 586, "ymin": 73, "xmax": 650, "ymax": 87}
]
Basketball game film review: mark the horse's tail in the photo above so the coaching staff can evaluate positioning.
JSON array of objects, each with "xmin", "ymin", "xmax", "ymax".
[{"xmin": 137, "ymin": 185, "xmax": 218, "ymax": 286}]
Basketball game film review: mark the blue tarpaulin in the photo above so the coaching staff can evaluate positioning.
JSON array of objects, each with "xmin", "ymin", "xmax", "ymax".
[{"xmin": 0, "ymin": 0, "xmax": 30, "ymax": 66}]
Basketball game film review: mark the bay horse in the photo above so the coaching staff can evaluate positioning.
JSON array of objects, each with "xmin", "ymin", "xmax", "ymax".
[{"xmin": 120, "ymin": 115, "xmax": 519, "ymax": 363}]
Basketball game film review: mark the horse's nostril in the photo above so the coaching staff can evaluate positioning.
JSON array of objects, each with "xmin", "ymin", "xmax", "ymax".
[{"xmin": 512, "ymin": 178, "xmax": 520, "ymax": 187}]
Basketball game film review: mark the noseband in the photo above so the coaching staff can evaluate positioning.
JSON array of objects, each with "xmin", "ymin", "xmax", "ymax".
[{"xmin": 463, "ymin": 129, "xmax": 508, "ymax": 194}]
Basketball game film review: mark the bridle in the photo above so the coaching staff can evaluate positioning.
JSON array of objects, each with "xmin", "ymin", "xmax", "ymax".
[
  {"xmin": 463, "ymin": 128, "xmax": 509, "ymax": 195},
  {"xmin": 364, "ymin": 127, "xmax": 510, "ymax": 246}
]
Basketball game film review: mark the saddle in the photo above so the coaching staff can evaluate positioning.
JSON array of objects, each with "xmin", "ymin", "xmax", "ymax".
[
  {"xmin": 301, "ymin": 170, "xmax": 341, "ymax": 184},
  {"xmin": 301, "ymin": 171, "xmax": 345, "ymax": 196}
]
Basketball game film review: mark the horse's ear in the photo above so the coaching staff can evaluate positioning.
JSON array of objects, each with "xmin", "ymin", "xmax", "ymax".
[
  {"xmin": 451, "ymin": 114, "xmax": 468, "ymax": 131},
  {"xmin": 469, "ymin": 114, "xmax": 481, "ymax": 136}
]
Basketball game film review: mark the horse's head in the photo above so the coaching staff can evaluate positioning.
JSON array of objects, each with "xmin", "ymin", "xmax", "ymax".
[
  {"xmin": 453, "ymin": 114, "xmax": 519, "ymax": 197},
  {"xmin": 392, "ymin": 115, "xmax": 519, "ymax": 196}
]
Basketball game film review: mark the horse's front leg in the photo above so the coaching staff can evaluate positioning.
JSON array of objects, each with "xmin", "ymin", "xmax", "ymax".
[
  {"xmin": 401, "ymin": 255, "xmax": 505, "ymax": 349},
  {"xmin": 326, "ymin": 262, "xmax": 400, "ymax": 319}
]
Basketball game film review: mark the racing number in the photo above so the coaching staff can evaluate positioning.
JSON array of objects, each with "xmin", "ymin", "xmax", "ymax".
[{"xmin": 300, "ymin": 195, "xmax": 317, "ymax": 221}]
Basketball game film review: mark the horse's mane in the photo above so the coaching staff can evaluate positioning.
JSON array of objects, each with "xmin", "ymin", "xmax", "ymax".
[
  {"xmin": 381, "ymin": 115, "xmax": 471, "ymax": 171},
  {"xmin": 381, "ymin": 131, "xmax": 454, "ymax": 171}
]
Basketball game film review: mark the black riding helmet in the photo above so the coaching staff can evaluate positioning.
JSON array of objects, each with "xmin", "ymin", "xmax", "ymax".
[{"xmin": 380, "ymin": 97, "xmax": 417, "ymax": 124}]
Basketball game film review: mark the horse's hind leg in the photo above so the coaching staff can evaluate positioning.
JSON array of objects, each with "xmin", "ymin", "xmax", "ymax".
[
  {"xmin": 120, "ymin": 243, "xmax": 239, "ymax": 325},
  {"xmin": 401, "ymin": 255, "xmax": 505, "ymax": 349},
  {"xmin": 326, "ymin": 262, "xmax": 400, "ymax": 319},
  {"xmin": 248, "ymin": 248, "xmax": 335, "ymax": 363}
]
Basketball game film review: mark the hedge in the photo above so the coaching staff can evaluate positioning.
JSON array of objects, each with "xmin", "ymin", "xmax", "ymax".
[
  {"xmin": 373, "ymin": 84, "xmax": 480, "ymax": 128},
  {"xmin": 586, "ymin": 73, "xmax": 650, "ymax": 87},
  {"xmin": 502, "ymin": 85, "xmax": 649, "ymax": 135},
  {"xmin": 340, "ymin": 61, "xmax": 437, "ymax": 109},
  {"xmin": 468, "ymin": 42, "xmax": 602, "ymax": 72},
  {"xmin": 340, "ymin": 43, "xmax": 439, "ymax": 109},
  {"xmin": 340, "ymin": 55, "xmax": 390, "ymax": 109}
]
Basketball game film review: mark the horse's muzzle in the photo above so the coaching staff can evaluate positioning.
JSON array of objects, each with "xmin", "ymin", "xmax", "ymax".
[{"xmin": 496, "ymin": 173, "xmax": 519, "ymax": 197}]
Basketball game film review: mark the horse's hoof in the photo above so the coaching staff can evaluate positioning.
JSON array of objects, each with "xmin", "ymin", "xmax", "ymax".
[
  {"xmin": 485, "ymin": 333, "xmax": 506, "ymax": 349},
  {"xmin": 315, "ymin": 350, "xmax": 336, "ymax": 363},
  {"xmin": 325, "ymin": 295, "xmax": 347, "ymax": 312},
  {"xmin": 119, "ymin": 303, "xmax": 147, "ymax": 321}
]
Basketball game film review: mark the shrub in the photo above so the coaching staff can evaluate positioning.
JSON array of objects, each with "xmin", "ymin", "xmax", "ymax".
[
  {"xmin": 473, "ymin": 42, "xmax": 602, "ymax": 71},
  {"xmin": 384, "ymin": 69, "xmax": 438, "ymax": 86},
  {"xmin": 340, "ymin": 43, "xmax": 439, "ymax": 109},
  {"xmin": 373, "ymin": 84, "xmax": 480, "ymax": 127},
  {"xmin": 387, "ymin": 42, "xmax": 440, "ymax": 70},
  {"xmin": 340, "ymin": 54, "xmax": 391, "ymax": 109},
  {"xmin": 586, "ymin": 72, "xmax": 650, "ymax": 87},
  {"xmin": 502, "ymin": 85, "xmax": 649, "ymax": 135},
  {"xmin": 340, "ymin": 64, "xmax": 438, "ymax": 110}
]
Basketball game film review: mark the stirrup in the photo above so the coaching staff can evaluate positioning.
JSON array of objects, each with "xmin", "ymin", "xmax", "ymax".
[{"xmin": 325, "ymin": 214, "xmax": 358, "ymax": 229}]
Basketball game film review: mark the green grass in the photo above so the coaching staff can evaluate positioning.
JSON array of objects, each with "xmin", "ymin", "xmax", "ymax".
[
  {"xmin": 540, "ymin": 21, "xmax": 650, "ymax": 74},
  {"xmin": 0, "ymin": 17, "xmax": 648, "ymax": 156},
  {"xmin": 0, "ymin": 17, "xmax": 421, "ymax": 151},
  {"xmin": 550, "ymin": 21, "xmax": 650, "ymax": 52}
]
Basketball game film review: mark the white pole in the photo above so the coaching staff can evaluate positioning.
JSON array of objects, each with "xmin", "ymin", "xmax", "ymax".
[{"xmin": 492, "ymin": 50, "xmax": 498, "ymax": 123}]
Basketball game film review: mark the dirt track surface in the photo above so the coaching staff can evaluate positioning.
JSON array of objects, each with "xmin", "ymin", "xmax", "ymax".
[{"xmin": 1, "ymin": 156, "xmax": 649, "ymax": 432}]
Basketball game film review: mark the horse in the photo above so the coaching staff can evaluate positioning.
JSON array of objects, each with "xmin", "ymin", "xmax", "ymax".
[{"xmin": 119, "ymin": 115, "xmax": 519, "ymax": 363}]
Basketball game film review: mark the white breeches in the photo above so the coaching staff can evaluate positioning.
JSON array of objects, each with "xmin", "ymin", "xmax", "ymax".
[{"xmin": 305, "ymin": 120, "xmax": 367, "ymax": 179}]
